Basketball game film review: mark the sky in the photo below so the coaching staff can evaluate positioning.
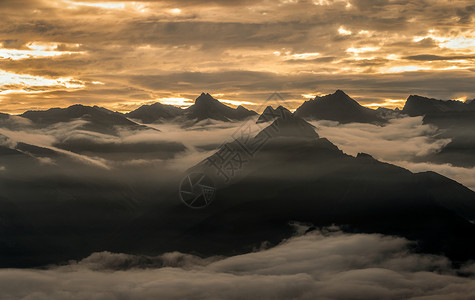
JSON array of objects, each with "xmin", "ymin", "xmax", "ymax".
[{"xmin": 1, "ymin": 0, "xmax": 475, "ymax": 114}]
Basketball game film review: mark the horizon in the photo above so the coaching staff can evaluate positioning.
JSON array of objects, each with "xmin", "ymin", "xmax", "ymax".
[{"xmin": 4, "ymin": 89, "xmax": 474, "ymax": 115}]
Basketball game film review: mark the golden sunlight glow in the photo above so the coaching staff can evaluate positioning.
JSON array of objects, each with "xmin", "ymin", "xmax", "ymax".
[
  {"xmin": 0, "ymin": 71, "xmax": 85, "ymax": 93},
  {"xmin": 218, "ymin": 99, "xmax": 254, "ymax": 106},
  {"xmin": 338, "ymin": 26, "xmax": 352, "ymax": 36},
  {"xmin": 414, "ymin": 31, "xmax": 475, "ymax": 50},
  {"xmin": 346, "ymin": 47, "xmax": 380, "ymax": 54},
  {"xmin": 364, "ymin": 99, "xmax": 405, "ymax": 109},
  {"xmin": 381, "ymin": 65, "xmax": 431, "ymax": 73},
  {"xmin": 157, "ymin": 97, "xmax": 193, "ymax": 107},
  {"xmin": 442, "ymin": 36, "xmax": 475, "ymax": 49},
  {"xmin": 288, "ymin": 53, "xmax": 320, "ymax": 60},
  {"xmin": 169, "ymin": 8, "xmax": 181, "ymax": 14},
  {"xmin": 454, "ymin": 96, "xmax": 467, "ymax": 102},
  {"xmin": 0, "ymin": 42, "xmax": 82, "ymax": 60},
  {"xmin": 64, "ymin": 1, "xmax": 126, "ymax": 9}
]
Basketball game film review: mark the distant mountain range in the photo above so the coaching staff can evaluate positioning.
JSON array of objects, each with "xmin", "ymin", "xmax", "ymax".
[
  {"xmin": 127, "ymin": 93, "xmax": 257, "ymax": 124},
  {"xmin": 21, "ymin": 104, "xmax": 146, "ymax": 135},
  {"xmin": 1, "ymin": 90, "xmax": 473, "ymax": 129},
  {"xmin": 1, "ymin": 91, "xmax": 475, "ymax": 268},
  {"xmin": 3, "ymin": 89, "xmax": 474, "ymax": 167}
]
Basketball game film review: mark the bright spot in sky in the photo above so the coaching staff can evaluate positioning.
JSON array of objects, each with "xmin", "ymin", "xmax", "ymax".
[
  {"xmin": 157, "ymin": 97, "xmax": 193, "ymax": 107},
  {"xmin": 346, "ymin": 47, "xmax": 380, "ymax": 54},
  {"xmin": 218, "ymin": 99, "xmax": 254, "ymax": 106},
  {"xmin": 358, "ymin": 30, "xmax": 371, "ymax": 36},
  {"xmin": 0, "ymin": 42, "xmax": 82, "ymax": 60},
  {"xmin": 382, "ymin": 65, "xmax": 431, "ymax": 73},
  {"xmin": 338, "ymin": 26, "xmax": 352, "ymax": 36},
  {"xmin": 365, "ymin": 99, "xmax": 405, "ymax": 109},
  {"xmin": 64, "ymin": 1, "xmax": 126, "ymax": 9},
  {"xmin": 413, "ymin": 31, "xmax": 475, "ymax": 50},
  {"xmin": 288, "ymin": 53, "xmax": 320, "ymax": 60},
  {"xmin": 441, "ymin": 36, "xmax": 475, "ymax": 49},
  {"xmin": 0, "ymin": 71, "xmax": 85, "ymax": 93},
  {"xmin": 169, "ymin": 8, "xmax": 181, "ymax": 14}
]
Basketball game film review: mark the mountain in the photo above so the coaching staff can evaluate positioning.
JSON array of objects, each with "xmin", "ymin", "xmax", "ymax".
[
  {"xmin": 255, "ymin": 114, "xmax": 318, "ymax": 139},
  {"xmin": 109, "ymin": 114, "xmax": 475, "ymax": 265},
  {"xmin": 21, "ymin": 104, "xmax": 147, "ymax": 134},
  {"xmin": 126, "ymin": 102, "xmax": 184, "ymax": 124},
  {"xmin": 2, "ymin": 112, "xmax": 475, "ymax": 267},
  {"xmin": 294, "ymin": 90, "xmax": 384, "ymax": 124},
  {"xmin": 402, "ymin": 95, "xmax": 475, "ymax": 167},
  {"xmin": 184, "ymin": 93, "xmax": 257, "ymax": 122},
  {"xmin": 402, "ymin": 95, "xmax": 472, "ymax": 116},
  {"xmin": 256, "ymin": 105, "xmax": 292, "ymax": 123},
  {"xmin": 376, "ymin": 106, "xmax": 402, "ymax": 119}
]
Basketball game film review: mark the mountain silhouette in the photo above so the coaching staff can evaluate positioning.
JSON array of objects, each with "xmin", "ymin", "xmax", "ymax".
[
  {"xmin": 126, "ymin": 102, "xmax": 184, "ymax": 123},
  {"xmin": 294, "ymin": 90, "xmax": 384, "ymax": 124},
  {"xmin": 126, "ymin": 93, "xmax": 257, "ymax": 124},
  {"xmin": 21, "ymin": 104, "xmax": 146, "ymax": 135},
  {"xmin": 142, "ymin": 115, "xmax": 475, "ymax": 263},
  {"xmin": 402, "ymin": 95, "xmax": 474, "ymax": 116},
  {"xmin": 402, "ymin": 95, "xmax": 475, "ymax": 167},
  {"xmin": 256, "ymin": 105, "xmax": 292, "ymax": 123},
  {"xmin": 2, "ymin": 93, "xmax": 475, "ymax": 268},
  {"xmin": 184, "ymin": 93, "xmax": 257, "ymax": 122}
]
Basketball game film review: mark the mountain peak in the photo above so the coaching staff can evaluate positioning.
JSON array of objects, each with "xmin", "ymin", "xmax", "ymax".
[
  {"xmin": 185, "ymin": 93, "xmax": 256, "ymax": 122},
  {"xmin": 402, "ymin": 94, "xmax": 469, "ymax": 116},
  {"xmin": 195, "ymin": 93, "xmax": 219, "ymax": 105},
  {"xmin": 295, "ymin": 90, "xmax": 383, "ymax": 124},
  {"xmin": 256, "ymin": 105, "xmax": 292, "ymax": 123},
  {"xmin": 255, "ymin": 115, "xmax": 319, "ymax": 140},
  {"xmin": 333, "ymin": 89, "xmax": 348, "ymax": 97}
]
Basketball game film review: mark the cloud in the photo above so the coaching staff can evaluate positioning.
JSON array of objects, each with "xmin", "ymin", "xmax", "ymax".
[
  {"xmin": 1, "ymin": 0, "xmax": 475, "ymax": 112},
  {"xmin": 310, "ymin": 116, "xmax": 475, "ymax": 190},
  {"xmin": 1, "ymin": 229, "xmax": 474, "ymax": 300},
  {"xmin": 404, "ymin": 54, "xmax": 475, "ymax": 61},
  {"xmin": 310, "ymin": 117, "xmax": 450, "ymax": 161}
]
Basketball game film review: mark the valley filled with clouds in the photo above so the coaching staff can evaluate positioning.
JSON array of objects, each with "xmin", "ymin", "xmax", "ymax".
[{"xmin": 2, "ymin": 228, "xmax": 475, "ymax": 300}]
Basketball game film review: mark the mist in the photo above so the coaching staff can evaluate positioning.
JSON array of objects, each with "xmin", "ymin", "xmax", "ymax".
[{"xmin": 1, "ymin": 228, "xmax": 475, "ymax": 300}]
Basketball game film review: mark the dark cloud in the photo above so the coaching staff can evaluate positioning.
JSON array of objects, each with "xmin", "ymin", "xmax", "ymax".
[{"xmin": 404, "ymin": 54, "xmax": 475, "ymax": 61}]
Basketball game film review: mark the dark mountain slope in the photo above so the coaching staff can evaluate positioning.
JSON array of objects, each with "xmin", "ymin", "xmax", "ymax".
[
  {"xmin": 256, "ymin": 105, "xmax": 292, "ymax": 123},
  {"xmin": 126, "ymin": 102, "xmax": 184, "ymax": 124},
  {"xmin": 402, "ymin": 95, "xmax": 475, "ymax": 167},
  {"xmin": 295, "ymin": 90, "xmax": 384, "ymax": 124},
  {"xmin": 115, "ymin": 115, "xmax": 475, "ymax": 264},
  {"xmin": 21, "ymin": 104, "xmax": 147, "ymax": 135},
  {"xmin": 184, "ymin": 93, "xmax": 256, "ymax": 122},
  {"xmin": 402, "ymin": 95, "xmax": 471, "ymax": 116}
]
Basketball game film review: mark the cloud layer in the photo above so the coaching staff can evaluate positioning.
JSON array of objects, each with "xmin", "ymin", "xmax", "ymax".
[
  {"xmin": 1, "ymin": 228, "xmax": 475, "ymax": 300},
  {"xmin": 310, "ymin": 116, "xmax": 475, "ymax": 190}
]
